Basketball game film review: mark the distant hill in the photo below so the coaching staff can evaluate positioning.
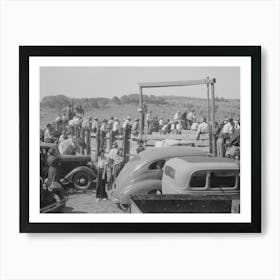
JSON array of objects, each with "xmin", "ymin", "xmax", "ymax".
[{"xmin": 40, "ymin": 94, "xmax": 240, "ymax": 128}]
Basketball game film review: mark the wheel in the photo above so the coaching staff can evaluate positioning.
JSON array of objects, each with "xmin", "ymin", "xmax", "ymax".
[
  {"xmin": 72, "ymin": 171, "xmax": 92, "ymax": 191},
  {"xmin": 117, "ymin": 203, "xmax": 130, "ymax": 212},
  {"xmin": 53, "ymin": 193, "xmax": 62, "ymax": 204}
]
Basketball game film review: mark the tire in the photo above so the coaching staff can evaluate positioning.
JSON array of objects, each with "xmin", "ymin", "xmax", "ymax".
[
  {"xmin": 117, "ymin": 203, "xmax": 130, "ymax": 212},
  {"xmin": 72, "ymin": 171, "xmax": 92, "ymax": 191}
]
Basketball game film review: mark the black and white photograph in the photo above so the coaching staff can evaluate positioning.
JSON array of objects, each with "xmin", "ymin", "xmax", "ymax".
[
  {"xmin": 40, "ymin": 66, "xmax": 241, "ymax": 214},
  {"xmin": 20, "ymin": 46, "xmax": 261, "ymax": 232}
]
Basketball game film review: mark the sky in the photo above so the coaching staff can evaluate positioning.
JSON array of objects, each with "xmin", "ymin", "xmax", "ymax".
[{"xmin": 40, "ymin": 66, "xmax": 240, "ymax": 100}]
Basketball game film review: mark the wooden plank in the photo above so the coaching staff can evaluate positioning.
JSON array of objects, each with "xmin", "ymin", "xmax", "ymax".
[{"xmin": 139, "ymin": 78, "xmax": 216, "ymax": 88}]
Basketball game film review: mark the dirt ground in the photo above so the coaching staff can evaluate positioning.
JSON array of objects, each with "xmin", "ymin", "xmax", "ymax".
[{"xmin": 62, "ymin": 189, "xmax": 124, "ymax": 213}]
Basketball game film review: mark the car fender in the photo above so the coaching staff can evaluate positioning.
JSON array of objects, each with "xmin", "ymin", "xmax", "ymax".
[
  {"xmin": 118, "ymin": 179, "xmax": 162, "ymax": 205},
  {"xmin": 64, "ymin": 166, "xmax": 96, "ymax": 182}
]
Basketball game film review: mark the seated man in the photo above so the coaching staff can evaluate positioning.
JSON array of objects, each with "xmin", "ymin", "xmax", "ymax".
[
  {"xmin": 131, "ymin": 118, "xmax": 140, "ymax": 137},
  {"xmin": 44, "ymin": 124, "xmax": 56, "ymax": 143},
  {"xmin": 58, "ymin": 133, "xmax": 77, "ymax": 155}
]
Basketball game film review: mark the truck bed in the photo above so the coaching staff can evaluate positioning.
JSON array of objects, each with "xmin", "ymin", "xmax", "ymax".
[{"xmin": 130, "ymin": 194, "xmax": 240, "ymax": 213}]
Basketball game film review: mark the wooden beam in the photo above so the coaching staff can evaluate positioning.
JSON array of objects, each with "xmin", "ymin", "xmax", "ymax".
[
  {"xmin": 207, "ymin": 77, "xmax": 212, "ymax": 153},
  {"xmin": 211, "ymin": 83, "xmax": 216, "ymax": 156},
  {"xmin": 139, "ymin": 86, "xmax": 144, "ymax": 142},
  {"xmin": 139, "ymin": 78, "xmax": 216, "ymax": 88}
]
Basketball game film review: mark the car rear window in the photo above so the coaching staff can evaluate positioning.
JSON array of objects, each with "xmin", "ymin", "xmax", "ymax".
[
  {"xmin": 164, "ymin": 165, "xmax": 176, "ymax": 179},
  {"xmin": 190, "ymin": 171, "xmax": 207, "ymax": 188},
  {"xmin": 209, "ymin": 170, "xmax": 237, "ymax": 188},
  {"xmin": 149, "ymin": 160, "xmax": 165, "ymax": 170}
]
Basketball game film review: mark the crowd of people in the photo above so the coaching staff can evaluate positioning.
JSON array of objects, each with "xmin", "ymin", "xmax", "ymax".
[
  {"xmin": 41, "ymin": 104, "xmax": 129, "ymax": 201},
  {"xmin": 146, "ymin": 109, "xmax": 205, "ymax": 135},
  {"xmin": 40, "ymin": 104, "xmax": 240, "ymax": 201}
]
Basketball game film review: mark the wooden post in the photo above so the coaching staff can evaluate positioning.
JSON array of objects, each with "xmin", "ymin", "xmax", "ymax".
[
  {"xmin": 211, "ymin": 83, "xmax": 216, "ymax": 156},
  {"xmin": 207, "ymin": 77, "xmax": 212, "ymax": 153},
  {"xmin": 108, "ymin": 129, "xmax": 113, "ymax": 151},
  {"xmin": 122, "ymin": 127, "xmax": 130, "ymax": 164},
  {"xmin": 85, "ymin": 128, "xmax": 91, "ymax": 156},
  {"xmin": 139, "ymin": 86, "xmax": 144, "ymax": 142},
  {"xmin": 95, "ymin": 128, "xmax": 100, "ymax": 162},
  {"xmin": 76, "ymin": 126, "xmax": 80, "ymax": 153}
]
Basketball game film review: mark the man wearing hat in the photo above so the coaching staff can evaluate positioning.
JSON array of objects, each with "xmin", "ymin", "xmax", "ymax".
[
  {"xmin": 91, "ymin": 117, "xmax": 98, "ymax": 133},
  {"xmin": 112, "ymin": 117, "xmax": 120, "ymax": 142},
  {"xmin": 107, "ymin": 141, "xmax": 119, "ymax": 190},
  {"xmin": 108, "ymin": 141, "xmax": 119, "ymax": 163},
  {"xmin": 123, "ymin": 116, "xmax": 131, "ymax": 129},
  {"xmin": 222, "ymin": 118, "xmax": 234, "ymax": 135},
  {"xmin": 195, "ymin": 117, "xmax": 209, "ymax": 140},
  {"xmin": 44, "ymin": 124, "xmax": 56, "ymax": 143},
  {"xmin": 131, "ymin": 118, "xmax": 139, "ymax": 137}
]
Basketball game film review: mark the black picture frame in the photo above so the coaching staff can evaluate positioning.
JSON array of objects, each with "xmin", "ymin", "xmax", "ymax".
[{"xmin": 20, "ymin": 46, "xmax": 261, "ymax": 233}]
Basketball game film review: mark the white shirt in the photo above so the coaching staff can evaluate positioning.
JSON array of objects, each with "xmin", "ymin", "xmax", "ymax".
[
  {"xmin": 112, "ymin": 121, "xmax": 119, "ymax": 131},
  {"xmin": 97, "ymin": 157, "xmax": 107, "ymax": 169},
  {"xmin": 101, "ymin": 123, "xmax": 106, "ymax": 131},
  {"xmin": 198, "ymin": 122, "xmax": 208, "ymax": 133},
  {"xmin": 73, "ymin": 116, "xmax": 81, "ymax": 126},
  {"xmin": 81, "ymin": 118, "xmax": 91, "ymax": 129},
  {"xmin": 174, "ymin": 112, "xmax": 181, "ymax": 121},
  {"xmin": 58, "ymin": 138, "xmax": 76, "ymax": 155},
  {"xmin": 176, "ymin": 122, "xmax": 182, "ymax": 130},
  {"xmin": 91, "ymin": 120, "xmax": 98, "ymax": 130},
  {"xmin": 159, "ymin": 119, "xmax": 164, "ymax": 126},
  {"xmin": 69, "ymin": 119, "xmax": 74, "ymax": 126},
  {"xmin": 108, "ymin": 148, "xmax": 118, "ymax": 161},
  {"xmin": 122, "ymin": 120, "xmax": 130, "ymax": 129},
  {"xmin": 44, "ymin": 129, "xmax": 52, "ymax": 141},
  {"xmin": 222, "ymin": 122, "xmax": 233, "ymax": 134},
  {"xmin": 187, "ymin": 112, "xmax": 194, "ymax": 120},
  {"xmin": 161, "ymin": 124, "xmax": 168, "ymax": 131},
  {"xmin": 191, "ymin": 122, "xmax": 199, "ymax": 131}
]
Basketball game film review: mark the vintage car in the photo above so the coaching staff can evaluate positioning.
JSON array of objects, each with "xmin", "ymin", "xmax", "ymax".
[
  {"xmin": 40, "ymin": 142, "xmax": 96, "ymax": 190},
  {"xmin": 162, "ymin": 156, "xmax": 240, "ymax": 212},
  {"xmin": 40, "ymin": 178, "xmax": 66, "ymax": 213},
  {"xmin": 111, "ymin": 146, "xmax": 209, "ymax": 207}
]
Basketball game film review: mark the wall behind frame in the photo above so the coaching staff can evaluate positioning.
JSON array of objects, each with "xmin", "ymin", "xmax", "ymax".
[{"xmin": 0, "ymin": 0, "xmax": 279, "ymax": 279}]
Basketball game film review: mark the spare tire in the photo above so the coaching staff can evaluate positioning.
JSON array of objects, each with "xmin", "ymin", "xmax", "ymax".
[{"xmin": 72, "ymin": 171, "xmax": 92, "ymax": 191}]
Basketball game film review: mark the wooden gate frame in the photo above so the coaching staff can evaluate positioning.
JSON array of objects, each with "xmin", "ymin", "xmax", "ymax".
[{"xmin": 138, "ymin": 77, "xmax": 216, "ymax": 154}]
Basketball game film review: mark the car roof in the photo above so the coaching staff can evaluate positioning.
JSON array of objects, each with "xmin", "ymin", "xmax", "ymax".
[
  {"xmin": 165, "ymin": 156, "xmax": 239, "ymax": 171},
  {"xmin": 179, "ymin": 156, "xmax": 237, "ymax": 164},
  {"xmin": 138, "ymin": 147, "xmax": 207, "ymax": 163}
]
